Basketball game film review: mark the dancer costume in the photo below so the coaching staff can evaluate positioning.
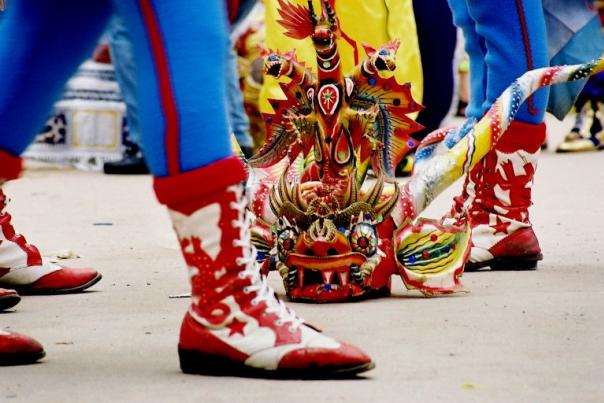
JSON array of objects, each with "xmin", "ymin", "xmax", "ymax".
[
  {"xmin": 261, "ymin": 0, "xmax": 423, "ymax": 116},
  {"xmin": 0, "ymin": 0, "xmax": 373, "ymax": 376}
]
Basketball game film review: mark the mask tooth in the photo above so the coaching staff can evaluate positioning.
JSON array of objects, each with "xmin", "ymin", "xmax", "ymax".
[
  {"xmin": 298, "ymin": 267, "xmax": 305, "ymax": 288},
  {"xmin": 338, "ymin": 270, "xmax": 349, "ymax": 286},
  {"xmin": 322, "ymin": 270, "xmax": 334, "ymax": 284}
]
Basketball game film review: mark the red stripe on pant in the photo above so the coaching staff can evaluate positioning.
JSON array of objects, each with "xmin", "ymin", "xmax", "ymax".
[
  {"xmin": 515, "ymin": 0, "xmax": 539, "ymax": 116},
  {"xmin": 137, "ymin": 0, "xmax": 181, "ymax": 175}
]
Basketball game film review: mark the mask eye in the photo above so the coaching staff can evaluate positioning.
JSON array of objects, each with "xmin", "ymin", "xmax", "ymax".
[
  {"xmin": 277, "ymin": 228, "xmax": 298, "ymax": 261},
  {"xmin": 349, "ymin": 223, "xmax": 378, "ymax": 256}
]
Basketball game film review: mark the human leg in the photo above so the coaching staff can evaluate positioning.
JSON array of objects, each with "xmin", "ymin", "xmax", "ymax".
[
  {"xmin": 458, "ymin": 0, "xmax": 549, "ymax": 270},
  {"xmin": 226, "ymin": 47, "xmax": 254, "ymax": 158},
  {"xmin": 447, "ymin": 0, "xmax": 486, "ymax": 121},
  {"xmin": 113, "ymin": 0, "xmax": 373, "ymax": 377},
  {"xmin": 0, "ymin": 0, "xmax": 113, "ymax": 157},
  {"xmin": 413, "ymin": 0, "xmax": 457, "ymax": 136},
  {"xmin": 103, "ymin": 15, "xmax": 150, "ymax": 175},
  {"xmin": 466, "ymin": 0, "xmax": 549, "ymax": 122},
  {"xmin": 0, "ymin": 0, "xmax": 111, "ymax": 291}
]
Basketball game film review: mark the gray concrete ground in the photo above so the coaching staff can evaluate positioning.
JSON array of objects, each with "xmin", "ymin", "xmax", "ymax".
[{"xmin": 1, "ymin": 116, "xmax": 603, "ymax": 402}]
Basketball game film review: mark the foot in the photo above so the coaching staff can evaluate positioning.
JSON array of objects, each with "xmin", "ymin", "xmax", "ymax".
[
  {"xmin": 466, "ymin": 227, "xmax": 543, "ymax": 271},
  {"xmin": 178, "ymin": 311, "xmax": 374, "ymax": 379},
  {"xmin": 454, "ymin": 121, "xmax": 546, "ymax": 272},
  {"xmin": 103, "ymin": 154, "xmax": 149, "ymax": 175},
  {"xmin": 0, "ymin": 264, "xmax": 102, "ymax": 295},
  {"xmin": 0, "ymin": 288, "xmax": 20, "ymax": 311},
  {"xmin": 158, "ymin": 157, "xmax": 375, "ymax": 378},
  {"xmin": 556, "ymin": 130, "xmax": 604, "ymax": 153},
  {"xmin": 0, "ymin": 330, "xmax": 45, "ymax": 366},
  {"xmin": 0, "ymin": 187, "xmax": 102, "ymax": 294},
  {"xmin": 175, "ymin": 184, "xmax": 374, "ymax": 378}
]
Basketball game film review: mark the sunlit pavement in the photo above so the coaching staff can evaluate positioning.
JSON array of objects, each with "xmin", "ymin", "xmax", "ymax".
[{"xmin": 1, "ymin": 114, "xmax": 602, "ymax": 402}]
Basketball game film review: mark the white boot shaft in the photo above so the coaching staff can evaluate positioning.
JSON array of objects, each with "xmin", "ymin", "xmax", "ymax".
[{"xmin": 0, "ymin": 191, "xmax": 60, "ymax": 284}]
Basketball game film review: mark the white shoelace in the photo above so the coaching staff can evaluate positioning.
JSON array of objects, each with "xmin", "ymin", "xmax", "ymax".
[{"xmin": 230, "ymin": 193, "xmax": 305, "ymax": 333}]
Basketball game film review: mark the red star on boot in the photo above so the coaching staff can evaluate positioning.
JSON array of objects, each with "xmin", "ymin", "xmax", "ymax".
[
  {"xmin": 227, "ymin": 318, "xmax": 247, "ymax": 337},
  {"xmin": 490, "ymin": 216, "xmax": 511, "ymax": 235}
]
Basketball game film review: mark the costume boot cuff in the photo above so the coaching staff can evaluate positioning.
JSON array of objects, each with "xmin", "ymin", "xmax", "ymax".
[
  {"xmin": 497, "ymin": 121, "xmax": 546, "ymax": 154},
  {"xmin": 153, "ymin": 157, "xmax": 247, "ymax": 206},
  {"xmin": 0, "ymin": 150, "xmax": 23, "ymax": 182}
]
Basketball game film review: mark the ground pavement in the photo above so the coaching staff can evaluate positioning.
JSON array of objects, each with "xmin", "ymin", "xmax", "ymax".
[{"xmin": 1, "ymin": 115, "xmax": 602, "ymax": 402}]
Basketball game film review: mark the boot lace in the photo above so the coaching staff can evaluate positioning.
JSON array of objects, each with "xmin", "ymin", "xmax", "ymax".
[{"xmin": 230, "ymin": 191, "xmax": 305, "ymax": 333}]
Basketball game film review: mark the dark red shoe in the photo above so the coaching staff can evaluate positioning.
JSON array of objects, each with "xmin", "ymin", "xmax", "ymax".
[
  {"xmin": 0, "ymin": 288, "xmax": 20, "ymax": 311},
  {"xmin": 9, "ymin": 267, "xmax": 102, "ymax": 295},
  {"xmin": 0, "ymin": 330, "xmax": 45, "ymax": 366}
]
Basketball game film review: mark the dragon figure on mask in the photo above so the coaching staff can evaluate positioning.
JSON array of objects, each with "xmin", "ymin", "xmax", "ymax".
[{"xmin": 247, "ymin": 0, "xmax": 604, "ymax": 303}]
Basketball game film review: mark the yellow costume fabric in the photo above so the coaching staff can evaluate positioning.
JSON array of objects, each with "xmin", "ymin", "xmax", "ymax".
[{"xmin": 260, "ymin": 0, "xmax": 423, "ymax": 114}]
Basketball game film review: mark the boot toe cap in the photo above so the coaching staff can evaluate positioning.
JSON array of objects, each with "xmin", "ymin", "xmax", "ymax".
[
  {"xmin": 29, "ymin": 267, "xmax": 102, "ymax": 294},
  {"xmin": 278, "ymin": 342, "xmax": 373, "ymax": 373},
  {"xmin": 0, "ymin": 331, "xmax": 45, "ymax": 365}
]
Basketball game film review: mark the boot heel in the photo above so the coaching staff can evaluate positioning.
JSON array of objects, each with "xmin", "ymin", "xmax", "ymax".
[
  {"xmin": 490, "ymin": 254, "xmax": 543, "ymax": 271},
  {"xmin": 178, "ymin": 347, "xmax": 251, "ymax": 376}
]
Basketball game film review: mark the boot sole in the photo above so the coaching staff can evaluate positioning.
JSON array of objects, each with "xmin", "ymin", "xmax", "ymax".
[
  {"xmin": 7, "ymin": 273, "xmax": 102, "ymax": 295},
  {"xmin": 0, "ymin": 350, "xmax": 45, "ymax": 366},
  {"xmin": 465, "ymin": 254, "xmax": 543, "ymax": 272},
  {"xmin": 0, "ymin": 295, "xmax": 21, "ymax": 311},
  {"xmin": 179, "ymin": 347, "xmax": 375, "ymax": 379}
]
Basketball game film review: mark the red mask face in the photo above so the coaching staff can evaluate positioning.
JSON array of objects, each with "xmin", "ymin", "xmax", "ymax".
[
  {"xmin": 253, "ymin": 174, "xmax": 401, "ymax": 303},
  {"xmin": 275, "ymin": 214, "xmax": 388, "ymax": 302}
]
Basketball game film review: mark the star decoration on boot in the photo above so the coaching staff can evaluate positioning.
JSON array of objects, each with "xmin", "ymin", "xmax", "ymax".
[
  {"xmin": 490, "ymin": 216, "xmax": 511, "ymax": 235},
  {"xmin": 227, "ymin": 317, "xmax": 247, "ymax": 337}
]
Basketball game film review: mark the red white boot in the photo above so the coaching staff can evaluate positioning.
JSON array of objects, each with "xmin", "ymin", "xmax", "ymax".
[
  {"xmin": 0, "ymin": 330, "xmax": 45, "ymax": 366},
  {"xmin": 155, "ymin": 157, "xmax": 374, "ymax": 378},
  {"xmin": 0, "ymin": 150, "xmax": 101, "ymax": 294},
  {"xmin": 453, "ymin": 121, "xmax": 545, "ymax": 270}
]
